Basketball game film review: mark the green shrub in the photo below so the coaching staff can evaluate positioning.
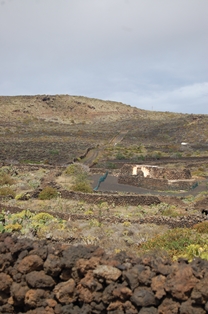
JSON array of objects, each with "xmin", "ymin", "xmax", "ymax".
[
  {"xmin": 38, "ymin": 186, "xmax": 58, "ymax": 200},
  {"xmin": 71, "ymin": 181, "xmax": 93, "ymax": 193},
  {"xmin": 76, "ymin": 172, "xmax": 89, "ymax": 182},
  {"xmin": 65, "ymin": 163, "xmax": 92, "ymax": 192},
  {"xmin": 32, "ymin": 212, "xmax": 55, "ymax": 223},
  {"xmin": 180, "ymin": 244, "xmax": 208, "ymax": 261},
  {"xmin": 11, "ymin": 210, "xmax": 33, "ymax": 222},
  {"xmin": 65, "ymin": 164, "xmax": 81, "ymax": 175},
  {"xmin": 139, "ymin": 228, "xmax": 207, "ymax": 259},
  {"xmin": 5, "ymin": 223, "xmax": 22, "ymax": 232},
  {"xmin": 0, "ymin": 187, "xmax": 15, "ymax": 198}
]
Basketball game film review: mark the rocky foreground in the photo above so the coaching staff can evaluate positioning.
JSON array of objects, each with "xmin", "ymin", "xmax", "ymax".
[{"xmin": 0, "ymin": 233, "xmax": 208, "ymax": 313}]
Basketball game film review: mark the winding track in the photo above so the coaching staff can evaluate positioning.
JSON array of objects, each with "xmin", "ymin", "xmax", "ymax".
[{"xmin": 81, "ymin": 131, "xmax": 129, "ymax": 166}]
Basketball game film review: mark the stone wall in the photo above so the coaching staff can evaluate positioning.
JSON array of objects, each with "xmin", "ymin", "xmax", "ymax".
[
  {"xmin": 140, "ymin": 166, "xmax": 192, "ymax": 180},
  {"xmin": 0, "ymin": 233, "xmax": 208, "ymax": 313},
  {"xmin": 119, "ymin": 164, "xmax": 191, "ymax": 180},
  {"xmin": 60, "ymin": 190, "xmax": 161, "ymax": 206},
  {"xmin": 118, "ymin": 176, "xmax": 195, "ymax": 191},
  {"xmin": 118, "ymin": 164, "xmax": 194, "ymax": 191}
]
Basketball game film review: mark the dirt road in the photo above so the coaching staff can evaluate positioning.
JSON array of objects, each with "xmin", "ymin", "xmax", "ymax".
[{"xmin": 81, "ymin": 131, "xmax": 129, "ymax": 166}]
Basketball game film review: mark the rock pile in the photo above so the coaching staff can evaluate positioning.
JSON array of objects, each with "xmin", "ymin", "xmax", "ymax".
[{"xmin": 0, "ymin": 233, "xmax": 208, "ymax": 314}]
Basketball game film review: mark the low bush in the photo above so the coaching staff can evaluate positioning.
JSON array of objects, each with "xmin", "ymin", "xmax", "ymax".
[
  {"xmin": 38, "ymin": 186, "xmax": 58, "ymax": 200},
  {"xmin": 65, "ymin": 163, "xmax": 89, "ymax": 177},
  {"xmin": 4, "ymin": 223, "xmax": 22, "ymax": 232},
  {"xmin": 181, "ymin": 244, "xmax": 208, "ymax": 261},
  {"xmin": 71, "ymin": 181, "xmax": 93, "ymax": 193},
  {"xmin": 139, "ymin": 228, "xmax": 207, "ymax": 260},
  {"xmin": 65, "ymin": 163, "xmax": 92, "ymax": 192},
  {"xmin": 31, "ymin": 212, "xmax": 55, "ymax": 223}
]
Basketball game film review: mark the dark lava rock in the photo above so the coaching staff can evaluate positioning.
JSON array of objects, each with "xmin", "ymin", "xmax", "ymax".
[
  {"xmin": 26, "ymin": 271, "xmax": 56, "ymax": 289},
  {"xmin": 0, "ymin": 233, "xmax": 207, "ymax": 313},
  {"xmin": 131, "ymin": 287, "xmax": 157, "ymax": 307}
]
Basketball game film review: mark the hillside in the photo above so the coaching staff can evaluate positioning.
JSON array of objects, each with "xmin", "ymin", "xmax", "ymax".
[
  {"xmin": 0, "ymin": 95, "xmax": 208, "ymax": 313},
  {"xmin": 0, "ymin": 95, "xmax": 140, "ymax": 124},
  {"xmin": 0, "ymin": 95, "xmax": 208, "ymax": 165}
]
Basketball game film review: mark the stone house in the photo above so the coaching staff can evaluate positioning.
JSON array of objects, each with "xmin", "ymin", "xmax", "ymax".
[{"xmin": 118, "ymin": 164, "xmax": 196, "ymax": 191}]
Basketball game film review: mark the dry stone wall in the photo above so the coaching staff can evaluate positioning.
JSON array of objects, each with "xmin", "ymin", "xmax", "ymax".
[
  {"xmin": 0, "ymin": 233, "xmax": 208, "ymax": 313},
  {"xmin": 118, "ymin": 176, "xmax": 195, "ymax": 191},
  {"xmin": 59, "ymin": 190, "xmax": 161, "ymax": 206},
  {"xmin": 118, "ymin": 164, "xmax": 195, "ymax": 191}
]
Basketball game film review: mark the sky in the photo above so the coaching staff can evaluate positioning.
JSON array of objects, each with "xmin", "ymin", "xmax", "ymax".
[{"xmin": 0, "ymin": 0, "xmax": 207, "ymax": 114}]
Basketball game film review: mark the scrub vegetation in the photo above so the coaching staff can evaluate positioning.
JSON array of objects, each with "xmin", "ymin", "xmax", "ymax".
[{"xmin": 0, "ymin": 94, "xmax": 208, "ymax": 261}]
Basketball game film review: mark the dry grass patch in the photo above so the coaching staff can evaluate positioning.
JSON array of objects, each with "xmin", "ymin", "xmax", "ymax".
[
  {"xmin": 0, "ymin": 187, "xmax": 15, "ymax": 198},
  {"xmin": 193, "ymin": 221, "xmax": 208, "ymax": 234},
  {"xmin": 0, "ymin": 173, "xmax": 16, "ymax": 186}
]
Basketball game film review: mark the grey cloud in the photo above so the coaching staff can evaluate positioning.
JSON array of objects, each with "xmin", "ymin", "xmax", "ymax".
[
  {"xmin": 106, "ymin": 82, "xmax": 208, "ymax": 114},
  {"xmin": 0, "ymin": 0, "xmax": 207, "ymax": 114}
]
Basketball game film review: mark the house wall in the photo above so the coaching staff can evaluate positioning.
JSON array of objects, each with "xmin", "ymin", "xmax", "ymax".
[{"xmin": 118, "ymin": 164, "xmax": 194, "ymax": 191}]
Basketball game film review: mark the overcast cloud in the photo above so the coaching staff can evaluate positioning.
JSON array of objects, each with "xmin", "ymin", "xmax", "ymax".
[{"xmin": 0, "ymin": 0, "xmax": 207, "ymax": 114}]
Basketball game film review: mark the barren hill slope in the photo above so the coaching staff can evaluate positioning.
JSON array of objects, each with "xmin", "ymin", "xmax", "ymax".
[
  {"xmin": 0, "ymin": 95, "xmax": 142, "ymax": 124},
  {"xmin": 0, "ymin": 95, "xmax": 208, "ymax": 164}
]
